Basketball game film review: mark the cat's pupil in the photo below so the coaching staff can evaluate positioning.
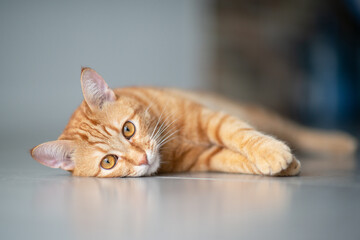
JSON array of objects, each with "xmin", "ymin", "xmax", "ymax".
[{"xmin": 125, "ymin": 126, "xmax": 129, "ymax": 132}]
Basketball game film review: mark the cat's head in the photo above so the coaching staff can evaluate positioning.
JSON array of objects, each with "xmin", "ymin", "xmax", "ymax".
[{"xmin": 31, "ymin": 68, "xmax": 161, "ymax": 177}]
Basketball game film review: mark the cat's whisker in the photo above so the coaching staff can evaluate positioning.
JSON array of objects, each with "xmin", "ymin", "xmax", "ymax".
[
  {"xmin": 151, "ymin": 115, "xmax": 173, "ymax": 152},
  {"xmin": 152, "ymin": 105, "xmax": 173, "ymax": 138},
  {"xmin": 153, "ymin": 112, "xmax": 175, "ymax": 142},
  {"xmin": 156, "ymin": 111, "xmax": 178, "ymax": 139},
  {"xmin": 158, "ymin": 127, "xmax": 183, "ymax": 149},
  {"xmin": 160, "ymin": 160, "xmax": 170, "ymax": 165},
  {"xmin": 158, "ymin": 123, "xmax": 181, "ymax": 142},
  {"xmin": 153, "ymin": 123, "xmax": 167, "ymax": 144},
  {"xmin": 150, "ymin": 105, "xmax": 166, "ymax": 140},
  {"xmin": 158, "ymin": 137, "xmax": 178, "ymax": 149},
  {"xmin": 158, "ymin": 130, "xmax": 180, "ymax": 147},
  {"xmin": 155, "ymin": 117, "xmax": 178, "ymax": 142},
  {"xmin": 157, "ymin": 128, "xmax": 177, "ymax": 146},
  {"xmin": 150, "ymin": 119, "xmax": 161, "ymax": 141}
]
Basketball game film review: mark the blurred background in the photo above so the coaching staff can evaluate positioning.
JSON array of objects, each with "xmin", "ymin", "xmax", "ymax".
[
  {"xmin": 0, "ymin": 0, "xmax": 359, "ymax": 162},
  {"xmin": 212, "ymin": 0, "xmax": 360, "ymax": 136}
]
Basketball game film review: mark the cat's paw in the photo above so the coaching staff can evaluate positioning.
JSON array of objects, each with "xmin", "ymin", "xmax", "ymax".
[
  {"xmin": 251, "ymin": 139, "xmax": 294, "ymax": 175},
  {"xmin": 276, "ymin": 157, "xmax": 301, "ymax": 176}
]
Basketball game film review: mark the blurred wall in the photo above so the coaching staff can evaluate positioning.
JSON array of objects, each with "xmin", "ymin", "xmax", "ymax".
[
  {"xmin": 0, "ymin": 0, "xmax": 212, "ymax": 146},
  {"xmin": 213, "ymin": 0, "xmax": 360, "ymax": 135}
]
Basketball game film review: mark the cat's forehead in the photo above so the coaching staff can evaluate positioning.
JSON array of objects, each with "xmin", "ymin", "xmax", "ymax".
[
  {"xmin": 90, "ymin": 97, "xmax": 138, "ymax": 117},
  {"xmin": 85, "ymin": 99, "xmax": 150, "ymax": 133}
]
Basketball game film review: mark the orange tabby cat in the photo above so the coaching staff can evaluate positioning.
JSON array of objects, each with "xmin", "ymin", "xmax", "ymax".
[{"xmin": 30, "ymin": 68, "xmax": 357, "ymax": 177}]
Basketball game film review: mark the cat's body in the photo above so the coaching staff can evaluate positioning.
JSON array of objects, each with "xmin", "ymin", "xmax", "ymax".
[{"xmin": 31, "ymin": 68, "xmax": 357, "ymax": 177}]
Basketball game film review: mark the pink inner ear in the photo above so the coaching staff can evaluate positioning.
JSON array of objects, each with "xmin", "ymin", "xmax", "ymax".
[
  {"xmin": 81, "ymin": 67, "xmax": 116, "ymax": 110},
  {"xmin": 31, "ymin": 140, "xmax": 75, "ymax": 171}
]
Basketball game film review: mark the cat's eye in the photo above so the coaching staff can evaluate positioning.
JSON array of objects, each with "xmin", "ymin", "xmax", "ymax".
[
  {"xmin": 100, "ymin": 155, "xmax": 117, "ymax": 169},
  {"xmin": 123, "ymin": 121, "xmax": 136, "ymax": 139}
]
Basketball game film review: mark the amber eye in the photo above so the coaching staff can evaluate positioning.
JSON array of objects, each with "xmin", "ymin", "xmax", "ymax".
[
  {"xmin": 100, "ymin": 155, "xmax": 117, "ymax": 169},
  {"xmin": 123, "ymin": 121, "xmax": 136, "ymax": 139}
]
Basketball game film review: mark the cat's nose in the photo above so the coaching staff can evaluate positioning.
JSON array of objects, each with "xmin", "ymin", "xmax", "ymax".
[{"xmin": 138, "ymin": 154, "xmax": 148, "ymax": 166}]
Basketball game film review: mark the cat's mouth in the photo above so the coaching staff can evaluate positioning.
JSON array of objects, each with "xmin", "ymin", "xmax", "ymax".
[{"xmin": 133, "ymin": 150, "xmax": 160, "ymax": 176}]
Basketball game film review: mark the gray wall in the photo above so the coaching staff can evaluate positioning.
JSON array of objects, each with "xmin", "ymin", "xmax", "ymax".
[{"xmin": 0, "ymin": 0, "xmax": 212, "ymax": 156}]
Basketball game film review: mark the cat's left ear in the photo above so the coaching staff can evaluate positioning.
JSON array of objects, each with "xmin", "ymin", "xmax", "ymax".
[
  {"xmin": 30, "ymin": 140, "xmax": 76, "ymax": 171},
  {"xmin": 80, "ymin": 67, "xmax": 116, "ymax": 110}
]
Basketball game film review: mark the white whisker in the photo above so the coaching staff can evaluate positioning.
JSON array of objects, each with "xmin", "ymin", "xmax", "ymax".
[
  {"xmin": 150, "ymin": 105, "xmax": 166, "ymax": 140},
  {"xmin": 159, "ymin": 135, "xmax": 178, "ymax": 147},
  {"xmin": 153, "ymin": 112, "xmax": 175, "ymax": 141},
  {"xmin": 152, "ymin": 114, "xmax": 171, "ymax": 145},
  {"xmin": 158, "ymin": 129, "xmax": 180, "ymax": 147},
  {"xmin": 156, "ymin": 117, "xmax": 178, "ymax": 142}
]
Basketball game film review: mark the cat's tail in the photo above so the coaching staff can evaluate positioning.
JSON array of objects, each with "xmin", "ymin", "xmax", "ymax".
[
  {"xmin": 171, "ymin": 89, "xmax": 357, "ymax": 155},
  {"xmin": 239, "ymin": 104, "xmax": 358, "ymax": 156}
]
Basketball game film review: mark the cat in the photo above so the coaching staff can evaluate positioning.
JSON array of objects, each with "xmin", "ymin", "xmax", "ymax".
[{"xmin": 30, "ymin": 67, "xmax": 357, "ymax": 177}]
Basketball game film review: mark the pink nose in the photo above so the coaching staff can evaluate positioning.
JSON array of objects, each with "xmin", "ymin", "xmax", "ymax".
[{"xmin": 138, "ymin": 154, "xmax": 148, "ymax": 166}]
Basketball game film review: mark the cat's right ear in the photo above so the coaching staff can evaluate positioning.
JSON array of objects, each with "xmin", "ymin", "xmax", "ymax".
[
  {"xmin": 30, "ymin": 140, "xmax": 75, "ymax": 171},
  {"xmin": 80, "ymin": 67, "xmax": 116, "ymax": 111}
]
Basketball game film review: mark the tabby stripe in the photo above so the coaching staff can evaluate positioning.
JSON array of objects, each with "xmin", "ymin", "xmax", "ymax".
[
  {"xmin": 122, "ymin": 156, "xmax": 136, "ymax": 166},
  {"xmin": 185, "ymin": 148, "xmax": 204, "ymax": 170},
  {"xmin": 133, "ymin": 88, "xmax": 160, "ymax": 114},
  {"xmin": 91, "ymin": 126, "xmax": 109, "ymax": 138},
  {"xmin": 80, "ymin": 122, "xmax": 108, "ymax": 138},
  {"xmin": 229, "ymin": 128, "xmax": 254, "ymax": 140},
  {"xmin": 76, "ymin": 132, "xmax": 89, "ymax": 141},
  {"xmin": 214, "ymin": 115, "xmax": 230, "ymax": 145},
  {"xmin": 203, "ymin": 112, "xmax": 214, "ymax": 138},
  {"xmin": 120, "ymin": 91, "xmax": 151, "ymax": 109},
  {"xmin": 130, "ymin": 142, "xmax": 145, "ymax": 154},
  {"xmin": 76, "ymin": 129, "xmax": 105, "ymax": 144},
  {"xmin": 81, "ymin": 128, "xmax": 105, "ymax": 141},
  {"xmin": 196, "ymin": 110, "xmax": 204, "ymax": 139},
  {"xmin": 120, "ymin": 90, "xmax": 162, "ymax": 120},
  {"xmin": 84, "ymin": 114, "xmax": 100, "ymax": 126},
  {"xmin": 240, "ymin": 135, "xmax": 258, "ymax": 151},
  {"xmin": 76, "ymin": 132, "xmax": 106, "ymax": 145},
  {"xmin": 105, "ymin": 125, "xmax": 120, "ymax": 134},
  {"xmin": 249, "ymin": 135, "xmax": 264, "ymax": 149},
  {"xmin": 135, "ymin": 88, "xmax": 153, "ymax": 100},
  {"xmin": 102, "ymin": 126, "xmax": 112, "ymax": 136},
  {"xmin": 205, "ymin": 147, "xmax": 223, "ymax": 167},
  {"xmin": 94, "ymin": 168, "xmax": 101, "ymax": 177},
  {"xmin": 136, "ymin": 90, "xmax": 163, "ymax": 116},
  {"xmin": 241, "ymin": 136, "xmax": 257, "ymax": 159},
  {"xmin": 243, "ymin": 161, "xmax": 255, "ymax": 174},
  {"xmin": 127, "ymin": 111, "xmax": 137, "ymax": 122},
  {"xmin": 88, "ymin": 141, "xmax": 107, "ymax": 145},
  {"xmin": 93, "ymin": 145, "xmax": 108, "ymax": 153}
]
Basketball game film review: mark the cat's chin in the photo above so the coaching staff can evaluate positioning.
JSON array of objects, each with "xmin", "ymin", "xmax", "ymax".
[{"xmin": 145, "ymin": 150, "xmax": 161, "ymax": 176}]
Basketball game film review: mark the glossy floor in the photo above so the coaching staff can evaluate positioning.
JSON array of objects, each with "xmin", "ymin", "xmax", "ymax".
[{"xmin": 1, "ymin": 152, "xmax": 359, "ymax": 240}]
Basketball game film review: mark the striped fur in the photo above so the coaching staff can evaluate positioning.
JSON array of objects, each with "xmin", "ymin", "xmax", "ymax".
[{"xmin": 30, "ymin": 68, "xmax": 357, "ymax": 177}]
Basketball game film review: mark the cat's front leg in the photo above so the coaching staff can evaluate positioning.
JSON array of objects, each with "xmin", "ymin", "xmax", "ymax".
[
  {"xmin": 200, "ymin": 109, "xmax": 299, "ymax": 175},
  {"xmin": 190, "ymin": 146, "xmax": 301, "ymax": 176}
]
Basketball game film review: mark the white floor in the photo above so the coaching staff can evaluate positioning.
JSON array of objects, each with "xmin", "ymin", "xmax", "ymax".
[{"xmin": 1, "ymin": 148, "xmax": 359, "ymax": 240}]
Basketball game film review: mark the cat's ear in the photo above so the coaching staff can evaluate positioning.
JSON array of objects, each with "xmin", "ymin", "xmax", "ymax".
[
  {"xmin": 30, "ymin": 140, "xmax": 75, "ymax": 171},
  {"xmin": 80, "ymin": 67, "xmax": 116, "ymax": 110}
]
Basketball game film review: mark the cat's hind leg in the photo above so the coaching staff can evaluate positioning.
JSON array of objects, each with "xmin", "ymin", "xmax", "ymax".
[{"xmin": 190, "ymin": 146, "xmax": 300, "ymax": 176}]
